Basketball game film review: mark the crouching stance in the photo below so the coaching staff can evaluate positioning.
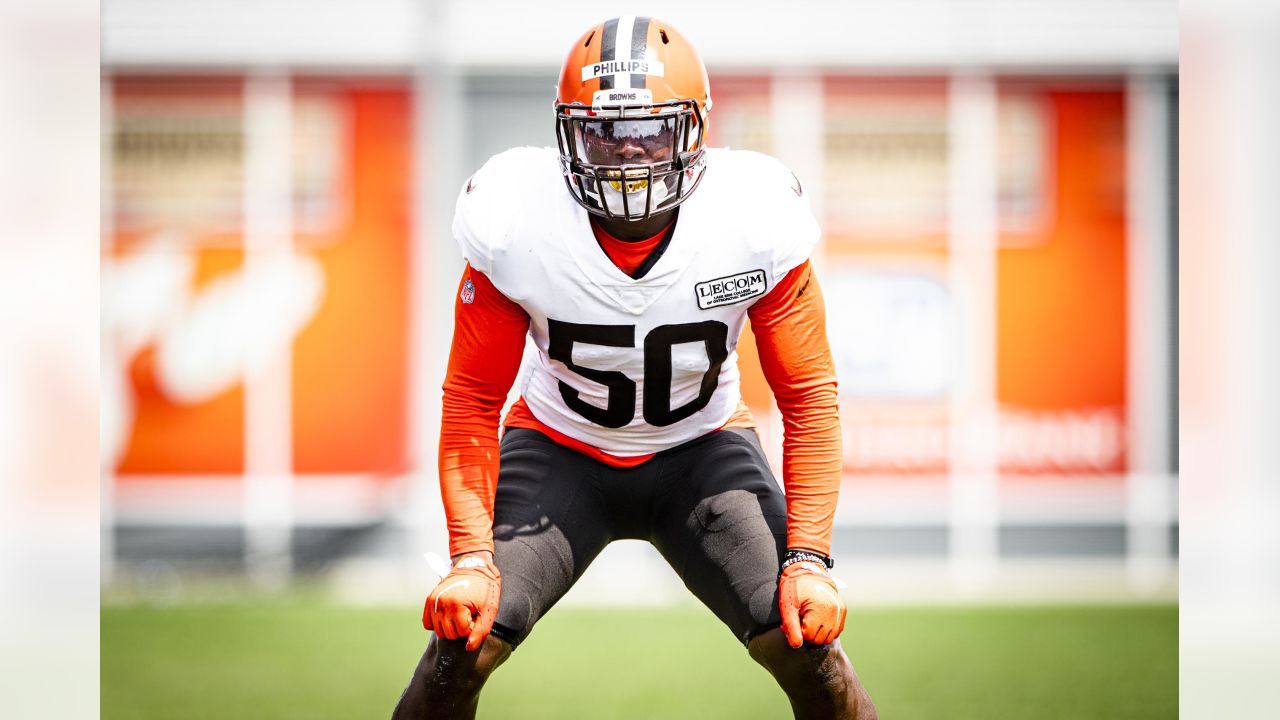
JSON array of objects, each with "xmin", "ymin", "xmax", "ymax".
[
  {"xmin": 394, "ymin": 16, "xmax": 876, "ymax": 719},
  {"xmin": 394, "ymin": 432, "xmax": 876, "ymax": 720}
]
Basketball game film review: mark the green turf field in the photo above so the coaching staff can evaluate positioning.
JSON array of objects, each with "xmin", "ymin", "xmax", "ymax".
[{"xmin": 102, "ymin": 602, "xmax": 1176, "ymax": 719}]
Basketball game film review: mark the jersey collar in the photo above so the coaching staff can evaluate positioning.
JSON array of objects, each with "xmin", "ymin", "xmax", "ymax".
[{"xmin": 559, "ymin": 184, "xmax": 704, "ymax": 316}]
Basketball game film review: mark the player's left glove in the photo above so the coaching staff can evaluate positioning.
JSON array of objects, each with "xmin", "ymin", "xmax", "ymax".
[
  {"xmin": 778, "ymin": 550, "xmax": 846, "ymax": 648},
  {"xmin": 422, "ymin": 553, "xmax": 501, "ymax": 651}
]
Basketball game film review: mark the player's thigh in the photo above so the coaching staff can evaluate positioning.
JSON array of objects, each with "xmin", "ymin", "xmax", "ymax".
[
  {"xmin": 490, "ymin": 428, "xmax": 611, "ymax": 649},
  {"xmin": 651, "ymin": 428, "xmax": 788, "ymax": 645}
]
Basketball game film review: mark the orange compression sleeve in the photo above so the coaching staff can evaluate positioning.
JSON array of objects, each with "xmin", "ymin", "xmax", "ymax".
[
  {"xmin": 748, "ymin": 261, "xmax": 842, "ymax": 557},
  {"xmin": 439, "ymin": 264, "xmax": 530, "ymax": 557}
]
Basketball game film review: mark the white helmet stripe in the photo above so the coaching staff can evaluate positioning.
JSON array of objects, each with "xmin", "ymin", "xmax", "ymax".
[{"xmin": 613, "ymin": 15, "xmax": 636, "ymax": 91}]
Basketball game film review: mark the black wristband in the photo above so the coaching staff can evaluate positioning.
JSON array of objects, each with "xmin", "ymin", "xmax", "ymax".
[{"xmin": 782, "ymin": 548, "xmax": 835, "ymax": 570}]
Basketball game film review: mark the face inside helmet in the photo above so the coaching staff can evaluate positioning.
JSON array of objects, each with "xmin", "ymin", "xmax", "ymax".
[
  {"xmin": 579, "ymin": 117, "xmax": 675, "ymax": 165},
  {"xmin": 555, "ymin": 98, "xmax": 707, "ymax": 221}
]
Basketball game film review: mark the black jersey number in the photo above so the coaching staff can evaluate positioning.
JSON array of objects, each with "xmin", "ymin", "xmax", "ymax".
[{"xmin": 547, "ymin": 319, "xmax": 729, "ymax": 428}]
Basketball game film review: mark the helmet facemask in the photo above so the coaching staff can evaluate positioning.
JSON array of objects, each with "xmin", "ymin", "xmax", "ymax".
[{"xmin": 555, "ymin": 98, "xmax": 707, "ymax": 221}]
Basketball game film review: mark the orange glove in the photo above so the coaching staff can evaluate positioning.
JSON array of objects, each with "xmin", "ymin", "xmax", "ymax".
[
  {"xmin": 778, "ymin": 558, "xmax": 847, "ymax": 648},
  {"xmin": 422, "ymin": 553, "xmax": 501, "ymax": 651}
]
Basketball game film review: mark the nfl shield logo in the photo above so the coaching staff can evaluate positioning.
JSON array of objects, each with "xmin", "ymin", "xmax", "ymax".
[{"xmin": 460, "ymin": 278, "xmax": 476, "ymax": 304}]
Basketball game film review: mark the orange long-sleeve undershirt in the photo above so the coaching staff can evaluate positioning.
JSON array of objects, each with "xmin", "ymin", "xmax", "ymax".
[
  {"xmin": 438, "ymin": 267, "xmax": 530, "ymax": 557},
  {"xmin": 440, "ymin": 245, "xmax": 841, "ymax": 558},
  {"xmin": 745, "ymin": 260, "xmax": 842, "ymax": 556}
]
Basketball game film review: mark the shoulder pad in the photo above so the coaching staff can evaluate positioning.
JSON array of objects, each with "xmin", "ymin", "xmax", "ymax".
[
  {"xmin": 711, "ymin": 150, "xmax": 820, "ymax": 280},
  {"xmin": 451, "ymin": 147, "xmax": 558, "ymax": 275}
]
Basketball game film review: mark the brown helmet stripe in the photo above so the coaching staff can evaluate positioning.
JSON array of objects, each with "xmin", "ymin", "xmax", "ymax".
[
  {"xmin": 598, "ymin": 17, "xmax": 618, "ymax": 90},
  {"xmin": 629, "ymin": 16, "xmax": 651, "ymax": 89}
]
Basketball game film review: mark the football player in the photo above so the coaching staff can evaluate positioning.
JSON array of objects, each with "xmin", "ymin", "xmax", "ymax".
[{"xmin": 393, "ymin": 16, "xmax": 877, "ymax": 719}]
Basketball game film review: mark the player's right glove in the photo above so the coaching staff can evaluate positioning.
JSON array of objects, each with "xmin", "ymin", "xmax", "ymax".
[
  {"xmin": 778, "ymin": 550, "xmax": 846, "ymax": 648},
  {"xmin": 422, "ymin": 553, "xmax": 501, "ymax": 652}
]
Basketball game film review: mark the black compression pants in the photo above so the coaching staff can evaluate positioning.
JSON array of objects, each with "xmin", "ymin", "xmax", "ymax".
[{"xmin": 488, "ymin": 426, "xmax": 789, "ymax": 649}]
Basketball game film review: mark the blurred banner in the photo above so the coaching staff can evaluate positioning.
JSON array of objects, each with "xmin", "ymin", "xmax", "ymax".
[
  {"xmin": 104, "ymin": 76, "xmax": 411, "ymax": 508},
  {"xmin": 722, "ymin": 77, "xmax": 1129, "ymax": 479}
]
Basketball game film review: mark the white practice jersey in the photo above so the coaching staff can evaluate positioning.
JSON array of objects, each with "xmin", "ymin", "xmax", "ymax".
[{"xmin": 453, "ymin": 146, "xmax": 820, "ymax": 456}]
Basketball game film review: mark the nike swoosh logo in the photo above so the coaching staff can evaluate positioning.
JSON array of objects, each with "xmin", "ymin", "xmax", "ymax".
[
  {"xmin": 813, "ymin": 583, "xmax": 841, "ymax": 607},
  {"xmin": 434, "ymin": 579, "xmax": 471, "ymax": 613}
]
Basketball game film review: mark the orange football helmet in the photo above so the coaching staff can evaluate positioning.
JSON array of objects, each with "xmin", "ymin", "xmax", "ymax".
[{"xmin": 555, "ymin": 16, "xmax": 712, "ymax": 220}]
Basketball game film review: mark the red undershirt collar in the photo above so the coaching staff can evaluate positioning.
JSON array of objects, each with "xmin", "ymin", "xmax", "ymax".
[{"xmin": 589, "ymin": 217, "xmax": 675, "ymax": 277}]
